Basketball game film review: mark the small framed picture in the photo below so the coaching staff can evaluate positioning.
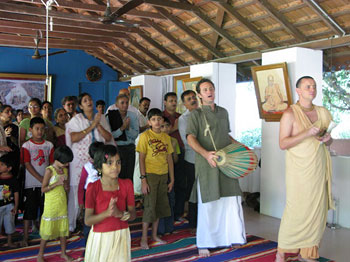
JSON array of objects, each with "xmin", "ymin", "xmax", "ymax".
[
  {"xmin": 128, "ymin": 85, "xmax": 143, "ymax": 109},
  {"xmin": 251, "ymin": 62, "xmax": 292, "ymax": 122}
]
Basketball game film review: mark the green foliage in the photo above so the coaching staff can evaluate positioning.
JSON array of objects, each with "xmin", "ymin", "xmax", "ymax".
[
  {"xmin": 237, "ymin": 128, "xmax": 262, "ymax": 149},
  {"xmin": 323, "ymin": 70, "xmax": 350, "ymax": 121}
]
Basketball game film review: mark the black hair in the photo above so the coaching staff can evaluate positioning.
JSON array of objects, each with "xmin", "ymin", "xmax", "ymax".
[
  {"xmin": 54, "ymin": 146, "xmax": 74, "ymax": 164},
  {"xmin": 54, "ymin": 108, "xmax": 66, "ymax": 121},
  {"xmin": 0, "ymin": 104, "xmax": 12, "ymax": 113},
  {"xmin": 164, "ymin": 92, "xmax": 177, "ymax": 101},
  {"xmin": 15, "ymin": 109, "xmax": 23, "ymax": 117},
  {"xmin": 78, "ymin": 93, "xmax": 92, "ymax": 106},
  {"xmin": 61, "ymin": 96, "xmax": 76, "ymax": 106},
  {"xmin": 181, "ymin": 90, "xmax": 196, "ymax": 102},
  {"xmin": 139, "ymin": 97, "xmax": 150, "ymax": 104},
  {"xmin": 93, "ymin": 145, "xmax": 119, "ymax": 173},
  {"xmin": 296, "ymin": 76, "xmax": 314, "ymax": 88},
  {"xmin": 116, "ymin": 94, "xmax": 129, "ymax": 103},
  {"xmin": 0, "ymin": 154, "xmax": 14, "ymax": 172},
  {"xmin": 96, "ymin": 100, "xmax": 106, "ymax": 107},
  {"xmin": 42, "ymin": 101, "xmax": 53, "ymax": 108},
  {"xmin": 147, "ymin": 108, "xmax": 162, "ymax": 120},
  {"xmin": 29, "ymin": 98, "xmax": 42, "ymax": 109},
  {"xmin": 195, "ymin": 78, "xmax": 215, "ymax": 94},
  {"xmin": 30, "ymin": 117, "xmax": 45, "ymax": 128},
  {"xmin": 89, "ymin": 141, "xmax": 104, "ymax": 159},
  {"xmin": 162, "ymin": 116, "xmax": 171, "ymax": 125}
]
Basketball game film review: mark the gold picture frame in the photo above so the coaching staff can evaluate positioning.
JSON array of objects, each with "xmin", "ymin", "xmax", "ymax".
[
  {"xmin": 128, "ymin": 85, "xmax": 143, "ymax": 109},
  {"xmin": 173, "ymin": 74, "xmax": 190, "ymax": 113},
  {"xmin": 251, "ymin": 63, "xmax": 292, "ymax": 122},
  {"xmin": 0, "ymin": 73, "xmax": 52, "ymax": 113}
]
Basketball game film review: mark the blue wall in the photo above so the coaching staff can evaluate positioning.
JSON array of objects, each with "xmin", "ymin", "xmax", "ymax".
[{"xmin": 0, "ymin": 46, "xmax": 129, "ymax": 112}]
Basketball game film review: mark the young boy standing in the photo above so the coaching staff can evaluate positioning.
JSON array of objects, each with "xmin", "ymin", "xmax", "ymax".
[
  {"xmin": 21, "ymin": 117, "xmax": 54, "ymax": 246},
  {"xmin": 136, "ymin": 108, "xmax": 174, "ymax": 250},
  {"xmin": 0, "ymin": 154, "xmax": 19, "ymax": 247}
]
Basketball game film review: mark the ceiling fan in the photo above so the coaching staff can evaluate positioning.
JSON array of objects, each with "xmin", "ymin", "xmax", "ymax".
[
  {"xmin": 31, "ymin": 30, "xmax": 67, "ymax": 59},
  {"xmin": 99, "ymin": 0, "xmax": 141, "ymax": 27}
]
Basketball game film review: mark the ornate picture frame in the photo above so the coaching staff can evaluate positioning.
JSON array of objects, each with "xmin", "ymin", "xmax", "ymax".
[
  {"xmin": 251, "ymin": 63, "xmax": 292, "ymax": 122},
  {"xmin": 0, "ymin": 73, "xmax": 52, "ymax": 113},
  {"xmin": 128, "ymin": 85, "xmax": 143, "ymax": 109}
]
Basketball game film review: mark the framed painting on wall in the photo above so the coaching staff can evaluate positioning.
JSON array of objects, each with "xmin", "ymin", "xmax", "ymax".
[
  {"xmin": 251, "ymin": 63, "xmax": 292, "ymax": 122},
  {"xmin": 0, "ymin": 73, "xmax": 52, "ymax": 113},
  {"xmin": 129, "ymin": 85, "xmax": 143, "ymax": 109},
  {"xmin": 174, "ymin": 74, "xmax": 190, "ymax": 114}
]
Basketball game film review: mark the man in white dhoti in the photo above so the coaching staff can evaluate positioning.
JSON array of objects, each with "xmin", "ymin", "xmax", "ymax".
[
  {"xmin": 276, "ymin": 76, "xmax": 333, "ymax": 262},
  {"xmin": 186, "ymin": 78, "xmax": 246, "ymax": 257}
]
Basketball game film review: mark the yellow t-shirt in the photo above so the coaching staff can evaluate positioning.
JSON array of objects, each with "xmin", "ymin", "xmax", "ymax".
[{"xmin": 136, "ymin": 129, "xmax": 174, "ymax": 175}]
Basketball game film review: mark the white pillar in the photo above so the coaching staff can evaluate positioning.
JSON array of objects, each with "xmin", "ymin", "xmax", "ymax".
[
  {"xmin": 190, "ymin": 62, "xmax": 237, "ymax": 137},
  {"xmin": 260, "ymin": 47, "xmax": 323, "ymax": 218},
  {"xmin": 131, "ymin": 75, "xmax": 163, "ymax": 110}
]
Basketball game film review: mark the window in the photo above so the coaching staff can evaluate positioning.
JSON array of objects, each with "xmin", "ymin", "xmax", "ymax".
[
  {"xmin": 235, "ymin": 81, "xmax": 262, "ymax": 148},
  {"xmin": 323, "ymin": 70, "xmax": 350, "ymax": 139}
]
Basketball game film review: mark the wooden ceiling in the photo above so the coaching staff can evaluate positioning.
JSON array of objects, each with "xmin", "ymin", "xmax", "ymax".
[{"xmin": 1, "ymin": 0, "xmax": 350, "ymax": 81}]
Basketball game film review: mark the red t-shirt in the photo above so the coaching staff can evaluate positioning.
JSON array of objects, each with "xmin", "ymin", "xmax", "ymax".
[{"xmin": 85, "ymin": 179, "xmax": 135, "ymax": 233}]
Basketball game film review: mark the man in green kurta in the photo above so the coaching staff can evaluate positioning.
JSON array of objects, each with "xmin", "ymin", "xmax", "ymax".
[{"xmin": 186, "ymin": 78, "xmax": 246, "ymax": 257}]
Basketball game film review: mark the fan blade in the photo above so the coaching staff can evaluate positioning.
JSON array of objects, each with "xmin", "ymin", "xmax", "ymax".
[
  {"xmin": 109, "ymin": 0, "xmax": 144, "ymax": 20},
  {"xmin": 37, "ymin": 50, "xmax": 67, "ymax": 59}
]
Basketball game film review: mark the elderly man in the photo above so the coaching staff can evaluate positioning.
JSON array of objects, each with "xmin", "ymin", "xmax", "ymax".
[
  {"xmin": 106, "ymin": 88, "xmax": 138, "ymax": 115},
  {"xmin": 106, "ymin": 94, "xmax": 139, "ymax": 182}
]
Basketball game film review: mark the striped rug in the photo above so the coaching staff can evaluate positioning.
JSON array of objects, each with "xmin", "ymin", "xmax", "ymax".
[{"xmin": 0, "ymin": 216, "xmax": 335, "ymax": 262}]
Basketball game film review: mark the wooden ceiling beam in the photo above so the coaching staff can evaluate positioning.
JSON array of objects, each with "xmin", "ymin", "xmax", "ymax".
[
  {"xmin": 90, "ymin": 49, "xmax": 133, "ymax": 75},
  {"xmin": 142, "ymin": 18, "xmax": 205, "ymax": 62},
  {"xmin": 0, "ymin": 19, "xmax": 129, "ymax": 39},
  {"xmin": 0, "ymin": 33, "xmax": 101, "ymax": 48},
  {"xmin": 153, "ymin": 6, "xmax": 225, "ymax": 58},
  {"xmin": 112, "ymin": 40, "xmax": 158, "ymax": 71},
  {"xmin": 0, "ymin": 2, "xmax": 141, "ymax": 32},
  {"xmin": 102, "ymin": 46, "xmax": 146, "ymax": 74},
  {"xmin": 137, "ymin": 31, "xmax": 188, "ymax": 66},
  {"xmin": 207, "ymin": 0, "xmax": 225, "ymax": 60},
  {"xmin": 126, "ymin": 37, "xmax": 171, "ymax": 69},
  {"xmin": 257, "ymin": 0, "xmax": 308, "ymax": 42},
  {"xmin": 217, "ymin": 2, "xmax": 276, "ymax": 48},
  {"xmin": 0, "ymin": 26, "xmax": 122, "ymax": 43},
  {"xmin": 302, "ymin": 0, "xmax": 345, "ymax": 36},
  {"xmin": 180, "ymin": 0, "xmax": 249, "ymax": 53},
  {"xmin": 11, "ymin": 0, "xmax": 166, "ymax": 20},
  {"xmin": 0, "ymin": 40, "xmax": 97, "ymax": 50}
]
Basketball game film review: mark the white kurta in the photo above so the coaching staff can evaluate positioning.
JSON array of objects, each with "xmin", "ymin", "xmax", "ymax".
[
  {"xmin": 196, "ymin": 182, "xmax": 246, "ymax": 248},
  {"xmin": 65, "ymin": 113, "xmax": 113, "ymax": 231}
]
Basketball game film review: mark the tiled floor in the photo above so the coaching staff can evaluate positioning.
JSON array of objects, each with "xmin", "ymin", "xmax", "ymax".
[{"xmin": 244, "ymin": 206, "xmax": 350, "ymax": 262}]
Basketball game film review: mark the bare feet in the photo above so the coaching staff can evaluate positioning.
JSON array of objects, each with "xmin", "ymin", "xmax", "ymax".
[
  {"xmin": 198, "ymin": 248, "xmax": 210, "ymax": 257},
  {"xmin": 275, "ymin": 252, "xmax": 285, "ymax": 262},
  {"xmin": 61, "ymin": 252, "xmax": 73, "ymax": 262},
  {"xmin": 37, "ymin": 255, "xmax": 45, "ymax": 262},
  {"xmin": 152, "ymin": 236, "xmax": 166, "ymax": 244},
  {"xmin": 140, "ymin": 238, "xmax": 149, "ymax": 250},
  {"xmin": 22, "ymin": 239, "xmax": 28, "ymax": 247},
  {"xmin": 297, "ymin": 254, "xmax": 318, "ymax": 262},
  {"xmin": 7, "ymin": 242, "xmax": 18, "ymax": 248}
]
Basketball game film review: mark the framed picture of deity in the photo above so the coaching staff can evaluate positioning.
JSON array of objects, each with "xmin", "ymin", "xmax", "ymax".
[
  {"xmin": 128, "ymin": 85, "xmax": 143, "ymax": 109},
  {"xmin": 0, "ymin": 73, "xmax": 52, "ymax": 113},
  {"xmin": 251, "ymin": 63, "xmax": 292, "ymax": 122}
]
